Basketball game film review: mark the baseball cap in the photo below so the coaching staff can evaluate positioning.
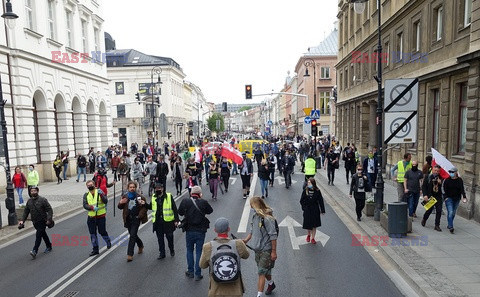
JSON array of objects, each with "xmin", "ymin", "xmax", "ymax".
[
  {"xmin": 191, "ymin": 186, "xmax": 202, "ymax": 194},
  {"xmin": 214, "ymin": 217, "xmax": 229, "ymax": 234},
  {"xmin": 449, "ymin": 167, "xmax": 458, "ymax": 173}
]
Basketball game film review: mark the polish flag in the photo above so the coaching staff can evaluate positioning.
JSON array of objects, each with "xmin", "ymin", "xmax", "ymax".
[
  {"xmin": 221, "ymin": 144, "xmax": 243, "ymax": 165},
  {"xmin": 431, "ymin": 148, "xmax": 454, "ymax": 179},
  {"xmin": 195, "ymin": 149, "xmax": 202, "ymax": 163}
]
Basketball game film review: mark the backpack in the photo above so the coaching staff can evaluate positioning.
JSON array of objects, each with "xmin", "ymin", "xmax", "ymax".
[{"xmin": 210, "ymin": 240, "xmax": 240, "ymax": 283}]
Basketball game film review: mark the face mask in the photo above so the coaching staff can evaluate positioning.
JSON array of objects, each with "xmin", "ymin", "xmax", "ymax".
[
  {"xmin": 412, "ymin": 166, "xmax": 418, "ymax": 171},
  {"xmin": 307, "ymin": 185, "xmax": 313, "ymax": 189},
  {"xmin": 87, "ymin": 185, "xmax": 95, "ymax": 191},
  {"xmin": 29, "ymin": 167, "xmax": 33, "ymax": 171},
  {"xmin": 31, "ymin": 193, "xmax": 38, "ymax": 198},
  {"xmin": 155, "ymin": 190, "xmax": 163, "ymax": 196},
  {"xmin": 368, "ymin": 154, "xmax": 374, "ymax": 158},
  {"xmin": 449, "ymin": 173, "xmax": 455, "ymax": 178}
]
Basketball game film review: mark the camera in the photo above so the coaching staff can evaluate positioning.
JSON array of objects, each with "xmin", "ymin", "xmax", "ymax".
[{"xmin": 18, "ymin": 223, "xmax": 25, "ymax": 230}]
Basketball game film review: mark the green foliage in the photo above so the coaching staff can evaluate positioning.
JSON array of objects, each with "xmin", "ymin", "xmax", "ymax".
[
  {"xmin": 237, "ymin": 106, "xmax": 252, "ymax": 112},
  {"xmin": 207, "ymin": 113, "xmax": 225, "ymax": 133}
]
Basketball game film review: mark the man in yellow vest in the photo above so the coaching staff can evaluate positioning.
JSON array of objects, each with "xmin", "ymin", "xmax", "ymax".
[
  {"xmin": 304, "ymin": 154, "xmax": 317, "ymax": 188},
  {"xmin": 390, "ymin": 153, "xmax": 412, "ymax": 202},
  {"xmin": 147, "ymin": 183, "xmax": 180, "ymax": 259},
  {"xmin": 83, "ymin": 180, "xmax": 111, "ymax": 256}
]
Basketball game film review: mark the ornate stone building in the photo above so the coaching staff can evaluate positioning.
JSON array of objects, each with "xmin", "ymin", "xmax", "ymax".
[{"xmin": 335, "ymin": 0, "xmax": 480, "ymax": 221}]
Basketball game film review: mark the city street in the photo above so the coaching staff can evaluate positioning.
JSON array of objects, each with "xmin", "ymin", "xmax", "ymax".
[{"xmin": 0, "ymin": 167, "xmax": 405, "ymax": 297}]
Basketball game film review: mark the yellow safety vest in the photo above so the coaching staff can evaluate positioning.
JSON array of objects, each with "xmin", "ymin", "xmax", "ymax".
[
  {"xmin": 151, "ymin": 193, "xmax": 174, "ymax": 223},
  {"xmin": 305, "ymin": 158, "xmax": 316, "ymax": 175},
  {"xmin": 396, "ymin": 161, "xmax": 412, "ymax": 183},
  {"xmin": 87, "ymin": 189, "xmax": 106, "ymax": 217}
]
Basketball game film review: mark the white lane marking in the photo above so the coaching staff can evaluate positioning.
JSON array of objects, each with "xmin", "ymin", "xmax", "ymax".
[
  {"xmin": 230, "ymin": 177, "xmax": 237, "ymax": 185},
  {"xmin": 237, "ymin": 173, "xmax": 257, "ymax": 233}
]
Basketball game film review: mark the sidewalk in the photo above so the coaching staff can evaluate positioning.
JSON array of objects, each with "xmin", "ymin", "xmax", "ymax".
[
  {"xmin": 316, "ymin": 165, "xmax": 480, "ymax": 297},
  {"xmin": 0, "ymin": 172, "xmax": 120, "ymax": 244}
]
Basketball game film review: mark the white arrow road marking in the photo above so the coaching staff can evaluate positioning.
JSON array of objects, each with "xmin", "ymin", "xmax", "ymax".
[
  {"xmin": 279, "ymin": 216, "xmax": 302, "ymax": 250},
  {"xmin": 230, "ymin": 177, "xmax": 237, "ymax": 185},
  {"xmin": 275, "ymin": 176, "xmax": 297, "ymax": 185},
  {"xmin": 279, "ymin": 216, "xmax": 330, "ymax": 249},
  {"xmin": 237, "ymin": 173, "xmax": 257, "ymax": 233}
]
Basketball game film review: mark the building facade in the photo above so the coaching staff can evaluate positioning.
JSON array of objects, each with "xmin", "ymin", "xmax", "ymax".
[
  {"xmin": 336, "ymin": 0, "xmax": 480, "ymax": 221},
  {"xmin": 0, "ymin": 0, "xmax": 111, "ymax": 187}
]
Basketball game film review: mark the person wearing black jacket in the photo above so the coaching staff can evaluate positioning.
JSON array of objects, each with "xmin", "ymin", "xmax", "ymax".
[
  {"xmin": 178, "ymin": 186, "xmax": 213, "ymax": 281},
  {"xmin": 146, "ymin": 183, "xmax": 180, "ymax": 259},
  {"xmin": 156, "ymin": 154, "xmax": 169, "ymax": 190},
  {"xmin": 300, "ymin": 178, "xmax": 326, "ymax": 244},
  {"xmin": 349, "ymin": 165, "xmax": 372, "ymax": 221},
  {"xmin": 18, "ymin": 186, "xmax": 53, "ymax": 259},
  {"xmin": 421, "ymin": 165, "xmax": 443, "ymax": 231},
  {"xmin": 258, "ymin": 159, "xmax": 270, "ymax": 199},
  {"xmin": 238, "ymin": 152, "xmax": 253, "ymax": 199},
  {"xmin": 77, "ymin": 153, "xmax": 87, "ymax": 182},
  {"xmin": 283, "ymin": 150, "xmax": 295, "ymax": 189},
  {"xmin": 443, "ymin": 167, "xmax": 468, "ymax": 234},
  {"xmin": 324, "ymin": 147, "xmax": 339, "ymax": 186},
  {"xmin": 219, "ymin": 157, "xmax": 232, "ymax": 192}
]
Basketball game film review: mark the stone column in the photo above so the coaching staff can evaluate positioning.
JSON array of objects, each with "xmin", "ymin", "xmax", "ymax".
[
  {"xmin": 56, "ymin": 111, "xmax": 75, "ymax": 152},
  {"xmin": 73, "ymin": 112, "xmax": 89, "ymax": 154},
  {"xmin": 36, "ymin": 108, "xmax": 58, "ymax": 181},
  {"xmin": 87, "ymin": 113, "xmax": 101, "ymax": 150},
  {"xmin": 99, "ymin": 114, "xmax": 109, "ymax": 148}
]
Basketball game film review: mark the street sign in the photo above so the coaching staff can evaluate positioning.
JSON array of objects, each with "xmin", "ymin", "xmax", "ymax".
[
  {"xmin": 310, "ymin": 109, "xmax": 320, "ymax": 119},
  {"xmin": 384, "ymin": 78, "xmax": 419, "ymax": 112},
  {"xmin": 216, "ymin": 120, "xmax": 220, "ymax": 130},
  {"xmin": 267, "ymin": 120, "xmax": 273, "ymax": 126},
  {"xmin": 176, "ymin": 122, "xmax": 184, "ymax": 126},
  {"xmin": 384, "ymin": 112, "xmax": 417, "ymax": 144},
  {"xmin": 304, "ymin": 116, "xmax": 312, "ymax": 124},
  {"xmin": 303, "ymin": 107, "xmax": 312, "ymax": 116},
  {"xmin": 142, "ymin": 119, "xmax": 150, "ymax": 128}
]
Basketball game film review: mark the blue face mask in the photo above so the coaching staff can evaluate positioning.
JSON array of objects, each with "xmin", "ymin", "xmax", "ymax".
[
  {"xmin": 127, "ymin": 192, "xmax": 136, "ymax": 200},
  {"xmin": 307, "ymin": 185, "xmax": 313, "ymax": 189},
  {"xmin": 449, "ymin": 173, "xmax": 455, "ymax": 178}
]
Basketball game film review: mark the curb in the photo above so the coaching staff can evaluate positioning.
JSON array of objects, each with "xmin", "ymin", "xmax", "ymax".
[{"xmin": 314, "ymin": 173, "xmax": 434, "ymax": 297}]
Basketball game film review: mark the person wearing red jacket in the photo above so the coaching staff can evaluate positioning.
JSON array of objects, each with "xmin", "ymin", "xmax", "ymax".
[
  {"xmin": 12, "ymin": 166, "xmax": 27, "ymax": 206},
  {"xmin": 111, "ymin": 153, "xmax": 121, "ymax": 181},
  {"xmin": 93, "ymin": 168, "xmax": 116, "ymax": 196}
]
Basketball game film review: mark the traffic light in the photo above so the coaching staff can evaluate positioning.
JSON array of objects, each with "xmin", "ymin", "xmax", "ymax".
[
  {"xmin": 245, "ymin": 85, "xmax": 252, "ymax": 99},
  {"xmin": 135, "ymin": 92, "xmax": 141, "ymax": 105},
  {"xmin": 311, "ymin": 119, "xmax": 318, "ymax": 137},
  {"xmin": 222, "ymin": 102, "xmax": 227, "ymax": 112},
  {"xmin": 167, "ymin": 131, "xmax": 172, "ymax": 139}
]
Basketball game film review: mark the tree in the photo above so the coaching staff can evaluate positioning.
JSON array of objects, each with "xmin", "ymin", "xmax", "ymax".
[
  {"xmin": 207, "ymin": 113, "xmax": 225, "ymax": 133},
  {"xmin": 237, "ymin": 106, "xmax": 252, "ymax": 112}
]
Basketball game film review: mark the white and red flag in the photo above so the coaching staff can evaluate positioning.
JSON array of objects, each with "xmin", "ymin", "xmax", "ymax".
[
  {"xmin": 431, "ymin": 148, "xmax": 455, "ymax": 179},
  {"xmin": 221, "ymin": 144, "xmax": 243, "ymax": 165}
]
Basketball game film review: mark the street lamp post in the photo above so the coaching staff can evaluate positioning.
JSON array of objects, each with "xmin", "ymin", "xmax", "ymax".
[
  {"xmin": 304, "ymin": 58, "xmax": 317, "ymax": 155},
  {"xmin": 1, "ymin": 0, "xmax": 18, "ymax": 226},
  {"xmin": 149, "ymin": 66, "xmax": 162, "ymax": 153},
  {"xmin": 351, "ymin": 0, "xmax": 384, "ymax": 221}
]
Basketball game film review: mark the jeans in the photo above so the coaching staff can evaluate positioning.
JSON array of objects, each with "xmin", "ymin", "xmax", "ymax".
[
  {"xmin": 232, "ymin": 163, "xmax": 238, "ymax": 175},
  {"xmin": 77, "ymin": 167, "xmax": 87, "ymax": 182},
  {"xmin": 185, "ymin": 231, "xmax": 206, "ymax": 276},
  {"xmin": 284, "ymin": 169, "xmax": 292, "ymax": 187},
  {"xmin": 33, "ymin": 221, "xmax": 52, "ymax": 253},
  {"xmin": 87, "ymin": 216, "xmax": 110, "ymax": 252},
  {"xmin": 367, "ymin": 173, "xmax": 376, "ymax": 189},
  {"xmin": 445, "ymin": 198, "xmax": 460, "ymax": 229},
  {"xmin": 260, "ymin": 178, "xmax": 268, "ymax": 196},
  {"xmin": 269, "ymin": 169, "xmax": 275, "ymax": 185},
  {"xmin": 16, "ymin": 188, "xmax": 24, "ymax": 204},
  {"xmin": 407, "ymin": 192, "xmax": 420, "ymax": 217},
  {"xmin": 63, "ymin": 163, "xmax": 69, "ymax": 180},
  {"xmin": 126, "ymin": 216, "xmax": 143, "ymax": 256}
]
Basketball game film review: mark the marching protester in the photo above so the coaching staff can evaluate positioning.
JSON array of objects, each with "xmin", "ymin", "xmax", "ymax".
[
  {"xmin": 258, "ymin": 159, "xmax": 270, "ymax": 199},
  {"xmin": 147, "ymin": 183, "xmax": 179, "ymax": 259},
  {"xmin": 186, "ymin": 157, "xmax": 200, "ymax": 194},
  {"xmin": 267, "ymin": 152, "xmax": 277, "ymax": 187},
  {"xmin": 208, "ymin": 159, "xmax": 220, "ymax": 200},
  {"xmin": 27, "ymin": 164, "xmax": 39, "ymax": 197},
  {"xmin": 362, "ymin": 150, "xmax": 377, "ymax": 189},
  {"xmin": 442, "ymin": 167, "xmax": 468, "ymax": 234},
  {"xmin": 220, "ymin": 156, "xmax": 232, "ymax": 192},
  {"xmin": 324, "ymin": 147, "xmax": 339, "ymax": 186},
  {"xmin": 76, "ymin": 152, "xmax": 88, "ymax": 183},
  {"xmin": 391, "ymin": 153, "xmax": 412, "ymax": 202},
  {"xmin": 243, "ymin": 197, "xmax": 278, "ymax": 297},
  {"xmin": 300, "ymin": 178, "xmax": 326, "ymax": 243},
  {"xmin": 282, "ymin": 150, "xmax": 295, "ymax": 189},
  {"xmin": 421, "ymin": 165, "xmax": 443, "ymax": 231},
  {"xmin": 118, "ymin": 157, "xmax": 130, "ymax": 193},
  {"xmin": 156, "ymin": 154, "xmax": 170, "ymax": 189},
  {"xmin": 303, "ymin": 154, "xmax": 316, "ymax": 189},
  {"xmin": 12, "ymin": 166, "xmax": 27, "ymax": 207},
  {"xmin": 172, "ymin": 156, "xmax": 185, "ymax": 196},
  {"xmin": 61, "ymin": 150, "xmax": 70, "ymax": 180},
  {"xmin": 110, "ymin": 152, "xmax": 121, "ymax": 182},
  {"xmin": 349, "ymin": 165, "xmax": 372, "ymax": 221},
  {"xmin": 238, "ymin": 152, "xmax": 253, "ymax": 199},
  {"xmin": 93, "ymin": 168, "xmax": 116, "ymax": 196},
  {"xmin": 343, "ymin": 144, "xmax": 356, "ymax": 185},
  {"xmin": 403, "ymin": 160, "xmax": 423, "ymax": 218},
  {"xmin": 178, "ymin": 186, "xmax": 213, "ymax": 281},
  {"xmin": 118, "ymin": 181, "xmax": 148, "ymax": 262},
  {"xmin": 132, "ymin": 157, "xmax": 145, "ymax": 191},
  {"xmin": 18, "ymin": 186, "xmax": 53, "ymax": 259},
  {"xmin": 83, "ymin": 180, "xmax": 111, "ymax": 256},
  {"xmin": 53, "ymin": 155, "xmax": 63, "ymax": 184},
  {"xmin": 199, "ymin": 217, "xmax": 250, "ymax": 297},
  {"xmin": 144, "ymin": 155, "xmax": 158, "ymax": 195}
]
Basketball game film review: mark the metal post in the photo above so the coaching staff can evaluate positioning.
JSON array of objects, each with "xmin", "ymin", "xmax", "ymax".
[
  {"xmin": 0, "ymin": 77, "xmax": 17, "ymax": 225},
  {"xmin": 374, "ymin": 0, "xmax": 384, "ymax": 221},
  {"xmin": 151, "ymin": 72, "xmax": 156, "ymax": 149}
]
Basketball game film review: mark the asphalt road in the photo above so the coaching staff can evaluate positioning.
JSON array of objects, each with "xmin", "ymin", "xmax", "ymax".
[{"xmin": 0, "ymin": 164, "xmax": 405, "ymax": 297}]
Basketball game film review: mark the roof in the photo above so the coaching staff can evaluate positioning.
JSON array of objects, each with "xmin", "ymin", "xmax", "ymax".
[
  {"xmin": 106, "ymin": 49, "xmax": 181, "ymax": 70},
  {"xmin": 306, "ymin": 29, "xmax": 338, "ymax": 56}
]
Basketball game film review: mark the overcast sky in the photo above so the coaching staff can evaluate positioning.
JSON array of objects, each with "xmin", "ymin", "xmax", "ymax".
[{"xmin": 102, "ymin": 0, "xmax": 338, "ymax": 104}]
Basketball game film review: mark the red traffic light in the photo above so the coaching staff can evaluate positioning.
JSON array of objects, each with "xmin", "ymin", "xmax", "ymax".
[
  {"xmin": 245, "ymin": 84, "xmax": 252, "ymax": 99},
  {"xmin": 311, "ymin": 119, "xmax": 317, "ymax": 126}
]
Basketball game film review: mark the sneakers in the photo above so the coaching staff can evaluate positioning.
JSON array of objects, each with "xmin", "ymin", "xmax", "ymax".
[
  {"xmin": 261, "ymin": 196, "xmax": 265, "ymax": 199},
  {"xmin": 89, "ymin": 250, "xmax": 99, "ymax": 257},
  {"xmin": 44, "ymin": 247, "xmax": 52, "ymax": 254},
  {"xmin": 157, "ymin": 254, "xmax": 166, "ymax": 260},
  {"xmin": 450, "ymin": 228, "xmax": 455, "ymax": 234},
  {"xmin": 185, "ymin": 271, "xmax": 194, "ymax": 278},
  {"xmin": 311, "ymin": 239, "xmax": 317, "ymax": 244},
  {"xmin": 306, "ymin": 235, "xmax": 310, "ymax": 242},
  {"xmin": 243, "ymin": 195, "xmax": 247, "ymax": 199},
  {"xmin": 265, "ymin": 282, "xmax": 276, "ymax": 295},
  {"xmin": 107, "ymin": 241, "xmax": 112, "ymax": 249},
  {"xmin": 194, "ymin": 275, "xmax": 203, "ymax": 281},
  {"xmin": 30, "ymin": 250, "xmax": 37, "ymax": 259}
]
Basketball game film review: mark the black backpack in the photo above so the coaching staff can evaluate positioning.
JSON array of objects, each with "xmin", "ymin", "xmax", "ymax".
[{"xmin": 210, "ymin": 240, "xmax": 240, "ymax": 283}]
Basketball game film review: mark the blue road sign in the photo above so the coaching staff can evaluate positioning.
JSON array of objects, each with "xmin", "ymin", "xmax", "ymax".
[
  {"xmin": 267, "ymin": 120, "xmax": 273, "ymax": 126},
  {"xmin": 310, "ymin": 110, "xmax": 320, "ymax": 119},
  {"xmin": 304, "ymin": 116, "xmax": 312, "ymax": 124}
]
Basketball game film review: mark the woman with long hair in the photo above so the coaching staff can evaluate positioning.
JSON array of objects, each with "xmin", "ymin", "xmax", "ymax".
[
  {"xmin": 53, "ymin": 155, "xmax": 63, "ymax": 184},
  {"xmin": 258, "ymin": 159, "xmax": 270, "ymax": 199},
  {"xmin": 300, "ymin": 178, "xmax": 326, "ymax": 244}
]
